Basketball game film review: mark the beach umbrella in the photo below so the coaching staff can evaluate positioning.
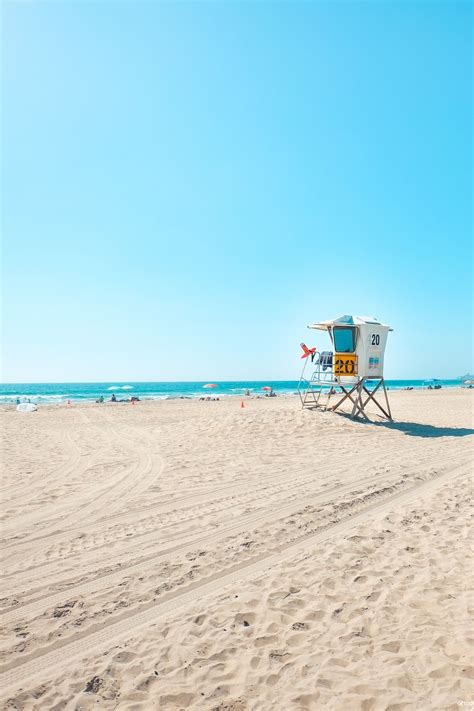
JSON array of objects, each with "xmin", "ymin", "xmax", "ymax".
[
  {"xmin": 203, "ymin": 383, "xmax": 218, "ymax": 389},
  {"xmin": 262, "ymin": 386, "xmax": 272, "ymax": 391}
]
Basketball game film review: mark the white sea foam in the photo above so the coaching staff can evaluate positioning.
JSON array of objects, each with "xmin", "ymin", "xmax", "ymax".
[{"xmin": 0, "ymin": 394, "xmax": 66, "ymax": 403}]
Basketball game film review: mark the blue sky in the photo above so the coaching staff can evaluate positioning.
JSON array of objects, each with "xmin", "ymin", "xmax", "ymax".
[{"xmin": 2, "ymin": 1, "xmax": 472, "ymax": 382}]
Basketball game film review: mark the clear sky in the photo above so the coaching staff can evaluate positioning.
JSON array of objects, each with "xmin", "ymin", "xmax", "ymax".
[{"xmin": 2, "ymin": 1, "xmax": 472, "ymax": 382}]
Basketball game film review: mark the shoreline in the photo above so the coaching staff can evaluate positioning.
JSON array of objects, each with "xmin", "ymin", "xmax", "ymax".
[{"xmin": 0, "ymin": 383, "xmax": 467, "ymax": 408}]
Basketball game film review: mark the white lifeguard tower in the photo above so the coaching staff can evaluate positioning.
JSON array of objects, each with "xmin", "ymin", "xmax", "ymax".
[{"xmin": 298, "ymin": 315, "xmax": 393, "ymax": 420}]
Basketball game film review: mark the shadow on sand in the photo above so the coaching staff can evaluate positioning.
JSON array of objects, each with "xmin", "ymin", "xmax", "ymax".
[
  {"xmin": 335, "ymin": 412, "xmax": 474, "ymax": 438},
  {"xmin": 373, "ymin": 421, "xmax": 474, "ymax": 438}
]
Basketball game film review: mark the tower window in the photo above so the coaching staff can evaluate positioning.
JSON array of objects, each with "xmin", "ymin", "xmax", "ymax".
[{"xmin": 333, "ymin": 327, "xmax": 356, "ymax": 353}]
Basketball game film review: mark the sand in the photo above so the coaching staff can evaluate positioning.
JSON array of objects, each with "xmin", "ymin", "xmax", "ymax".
[{"xmin": 0, "ymin": 389, "xmax": 472, "ymax": 710}]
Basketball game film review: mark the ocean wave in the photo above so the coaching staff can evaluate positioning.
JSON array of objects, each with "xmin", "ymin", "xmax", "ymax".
[
  {"xmin": 0, "ymin": 380, "xmax": 463, "ymax": 406},
  {"xmin": 0, "ymin": 394, "xmax": 67, "ymax": 402}
]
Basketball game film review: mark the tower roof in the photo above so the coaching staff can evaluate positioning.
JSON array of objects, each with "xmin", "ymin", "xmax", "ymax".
[{"xmin": 308, "ymin": 315, "xmax": 392, "ymax": 331}]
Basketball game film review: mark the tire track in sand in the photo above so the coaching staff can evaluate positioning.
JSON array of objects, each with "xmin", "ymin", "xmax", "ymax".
[
  {"xmin": 0, "ymin": 442, "xmax": 438, "ymax": 596},
  {"xmin": 0, "ymin": 408, "xmax": 125, "ymax": 538},
  {"xmin": 1, "ymin": 461, "xmax": 469, "ymax": 652},
  {"xmin": 0, "ymin": 409, "xmax": 93, "ymax": 501},
  {"xmin": 0, "ymin": 464, "xmax": 412, "ymax": 621},
  {"xmin": 0, "ymin": 461, "xmax": 467, "ymax": 697},
  {"xmin": 1, "ymin": 412, "xmax": 163, "ymax": 568},
  {"xmin": 0, "ymin": 432, "xmax": 430, "ymax": 567}
]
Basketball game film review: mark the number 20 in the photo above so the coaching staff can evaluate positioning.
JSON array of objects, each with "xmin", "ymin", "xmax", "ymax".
[{"xmin": 371, "ymin": 334, "xmax": 380, "ymax": 346}]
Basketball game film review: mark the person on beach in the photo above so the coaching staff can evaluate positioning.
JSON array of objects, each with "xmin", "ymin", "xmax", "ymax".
[{"xmin": 110, "ymin": 393, "xmax": 117, "ymax": 402}]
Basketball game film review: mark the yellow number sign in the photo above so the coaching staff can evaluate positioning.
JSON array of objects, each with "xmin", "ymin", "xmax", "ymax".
[{"xmin": 334, "ymin": 353, "xmax": 357, "ymax": 376}]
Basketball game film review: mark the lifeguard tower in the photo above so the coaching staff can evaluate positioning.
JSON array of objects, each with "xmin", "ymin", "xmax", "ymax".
[{"xmin": 298, "ymin": 315, "xmax": 393, "ymax": 420}]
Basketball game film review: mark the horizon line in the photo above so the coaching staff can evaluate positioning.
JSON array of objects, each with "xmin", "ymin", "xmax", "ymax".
[{"xmin": 0, "ymin": 377, "xmax": 468, "ymax": 386}]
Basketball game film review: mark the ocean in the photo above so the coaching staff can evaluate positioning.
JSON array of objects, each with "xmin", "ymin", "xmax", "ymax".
[{"xmin": 0, "ymin": 380, "xmax": 463, "ymax": 405}]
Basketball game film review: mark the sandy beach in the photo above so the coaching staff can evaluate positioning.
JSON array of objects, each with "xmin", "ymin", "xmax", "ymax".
[{"xmin": 0, "ymin": 389, "xmax": 472, "ymax": 710}]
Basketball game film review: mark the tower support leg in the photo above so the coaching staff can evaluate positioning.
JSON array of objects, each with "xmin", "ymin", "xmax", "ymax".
[{"xmin": 353, "ymin": 378, "xmax": 392, "ymax": 420}]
